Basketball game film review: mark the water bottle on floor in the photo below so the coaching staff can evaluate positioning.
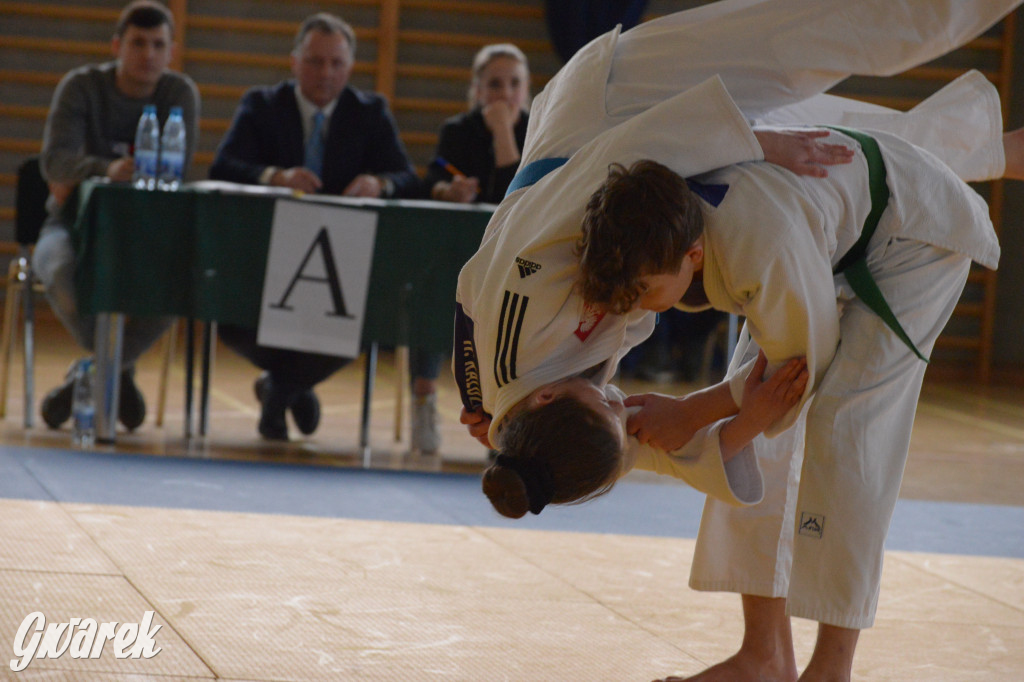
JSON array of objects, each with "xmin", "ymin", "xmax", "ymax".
[
  {"xmin": 157, "ymin": 106, "xmax": 186, "ymax": 190},
  {"xmin": 132, "ymin": 104, "xmax": 159, "ymax": 190},
  {"xmin": 72, "ymin": 359, "xmax": 96, "ymax": 448}
]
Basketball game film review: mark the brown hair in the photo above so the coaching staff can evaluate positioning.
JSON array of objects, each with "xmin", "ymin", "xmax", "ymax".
[
  {"xmin": 115, "ymin": 1, "xmax": 174, "ymax": 38},
  {"xmin": 575, "ymin": 160, "xmax": 704, "ymax": 314},
  {"xmin": 481, "ymin": 395, "xmax": 623, "ymax": 519}
]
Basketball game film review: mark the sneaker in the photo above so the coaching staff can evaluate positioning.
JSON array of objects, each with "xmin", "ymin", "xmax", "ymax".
[
  {"xmin": 118, "ymin": 369, "xmax": 146, "ymax": 431},
  {"xmin": 40, "ymin": 359, "xmax": 81, "ymax": 429},
  {"xmin": 411, "ymin": 392, "xmax": 441, "ymax": 454}
]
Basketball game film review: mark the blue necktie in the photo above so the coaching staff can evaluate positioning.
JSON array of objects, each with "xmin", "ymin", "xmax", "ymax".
[{"xmin": 304, "ymin": 110, "xmax": 325, "ymax": 178}]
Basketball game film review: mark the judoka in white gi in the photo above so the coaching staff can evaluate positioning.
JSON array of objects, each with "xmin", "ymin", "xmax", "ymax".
[
  {"xmin": 483, "ymin": 351, "xmax": 810, "ymax": 516},
  {"xmin": 453, "ymin": 1, "xmax": 1023, "ymax": 679},
  {"xmin": 576, "ymin": 136, "xmax": 996, "ymax": 681}
]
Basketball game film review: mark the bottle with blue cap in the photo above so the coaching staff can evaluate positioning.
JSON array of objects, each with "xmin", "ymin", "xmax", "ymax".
[
  {"xmin": 157, "ymin": 106, "xmax": 186, "ymax": 190},
  {"xmin": 132, "ymin": 104, "xmax": 159, "ymax": 190}
]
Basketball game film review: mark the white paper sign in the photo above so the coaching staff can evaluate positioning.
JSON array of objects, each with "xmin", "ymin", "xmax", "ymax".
[{"xmin": 257, "ymin": 200, "xmax": 378, "ymax": 358}]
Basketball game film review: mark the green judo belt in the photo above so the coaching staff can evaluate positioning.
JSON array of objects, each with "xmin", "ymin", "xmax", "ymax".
[{"xmin": 828, "ymin": 126, "xmax": 927, "ymax": 362}]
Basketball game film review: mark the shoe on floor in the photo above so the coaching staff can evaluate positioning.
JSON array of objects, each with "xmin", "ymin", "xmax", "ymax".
[
  {"xmin": 40, "ymin": 359, "xmax": 82, "ymax": 429},
  {"xmin": 256, "ymin": 373, "xmax": 319, "ymax": 437},
  {"xmin": 411, "ymin": 392, "xmax": 441, "ymax": 454},
  {"xmin": 118, "ymin": 369, "xmax": 146, "ymax": 431},
  {"xmin": 255, "ymin": 373, "xmax": 289, "ymax": 441},
  {"xmin": 254, "ymin": 372, "xmax": 269, "ymax": 404},
  {"xmin": 258, "ymin": 411, "xmax": 288, "ymax": 441},
  {"xmin": 290, "ymin": 389, "xmax": 320, "ymax": 436}
]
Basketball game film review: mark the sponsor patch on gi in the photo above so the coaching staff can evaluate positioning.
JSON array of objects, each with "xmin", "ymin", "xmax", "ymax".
[
  {"xmin": 514, "ymin": 256, "xmax": 541, "ymax": 278},
  {"xmin": 574, "ymin": 302, "xmax": 605, "ymax": 342},
  {"xmin": 798, "ymin": 512, "xmax": 825, "ymax": 539}
]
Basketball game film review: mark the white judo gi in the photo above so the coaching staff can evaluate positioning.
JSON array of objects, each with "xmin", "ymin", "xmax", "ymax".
[
  {"xmin": 675, "ymin": 128, "xmax": 998, "ymax": 628},
  {"xmin": 453, "ymin": 0, "xmax": 1017, "ymax": 624}
]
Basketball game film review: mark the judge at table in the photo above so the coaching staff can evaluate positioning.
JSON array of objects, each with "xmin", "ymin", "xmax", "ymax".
[{"xmin": 209, "ymin": 12, "xmax": 417, "ymax": 441}]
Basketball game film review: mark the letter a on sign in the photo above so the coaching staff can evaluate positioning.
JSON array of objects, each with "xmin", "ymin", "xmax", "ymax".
[{"xmin": 258, "ymin": 199, "xmax": 377, "ymax": 357}]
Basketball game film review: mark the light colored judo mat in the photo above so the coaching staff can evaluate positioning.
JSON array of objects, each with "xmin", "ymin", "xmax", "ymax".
[
  {"xmin": 0, "ymin": 448, "xmax": 1022, "ymax": 681},
  {"xmin": 1, "ymin": 499, "xmax": 1022, "ymax": 681}
]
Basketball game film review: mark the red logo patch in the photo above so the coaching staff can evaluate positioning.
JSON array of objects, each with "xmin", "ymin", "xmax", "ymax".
[{"xmin": 574, "ymin": 303, "xmax": 605, "ymax": 342}]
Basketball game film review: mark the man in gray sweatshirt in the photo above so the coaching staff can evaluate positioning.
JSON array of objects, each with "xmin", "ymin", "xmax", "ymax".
[{"xmin": 33, "ymin": 0, "xmax": 199, "ymax": 431}]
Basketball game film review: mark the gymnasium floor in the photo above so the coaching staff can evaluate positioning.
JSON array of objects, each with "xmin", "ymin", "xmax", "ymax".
[{"xmin": 0, "ymin": 317, "xmax": 1022, "ymax": 681}]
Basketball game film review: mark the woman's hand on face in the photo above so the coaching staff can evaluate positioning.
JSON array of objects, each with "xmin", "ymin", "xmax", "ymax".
[{"xmin": 481, "ymin": 101, "xmax": 519, "ymax": 134}]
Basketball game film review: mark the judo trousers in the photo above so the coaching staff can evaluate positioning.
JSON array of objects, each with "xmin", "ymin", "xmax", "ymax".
[{"xmin": 690, "ymin": 229, "xmax": 972, "ymax": 629}]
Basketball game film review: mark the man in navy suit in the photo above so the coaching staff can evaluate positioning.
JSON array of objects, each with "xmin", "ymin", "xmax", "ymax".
[{"xmin": 210, "ymin": 12, "xmax": 418, "ymax": 441}]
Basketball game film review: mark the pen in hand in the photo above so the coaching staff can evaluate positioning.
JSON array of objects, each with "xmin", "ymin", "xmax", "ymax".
[{"xmin": 433, "ymin": 156, "xmax": 465, "ymax": 178}]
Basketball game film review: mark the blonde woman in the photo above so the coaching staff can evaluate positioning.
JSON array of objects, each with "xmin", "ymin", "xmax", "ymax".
[{"xmin": 425, "ymin": 43, "xmax": 530, "ymax": 204}]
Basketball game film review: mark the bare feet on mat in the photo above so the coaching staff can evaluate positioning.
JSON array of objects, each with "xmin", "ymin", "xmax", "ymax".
[{"xmin": 654, "ymin": 649, "xmax": 798, "ymax": 682}]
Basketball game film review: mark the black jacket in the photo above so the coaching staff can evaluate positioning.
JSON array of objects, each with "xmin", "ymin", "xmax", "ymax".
[{"xmin": 423, "ymin": 107, "xmax": 529, "ymax": 204}]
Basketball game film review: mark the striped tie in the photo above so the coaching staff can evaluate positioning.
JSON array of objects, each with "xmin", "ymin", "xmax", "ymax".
[{"xmin": 304, "ymin": 110, "xmax": 325, "ymax": 179}]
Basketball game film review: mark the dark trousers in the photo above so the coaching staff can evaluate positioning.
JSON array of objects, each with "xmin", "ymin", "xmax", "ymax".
[
  {"xmin": 410, "ymin": 348, "xmax": 442, "ymax": 382},
  {"xmin": 218, "ymin": 324, "xmax": 352, "ymax": 394}
]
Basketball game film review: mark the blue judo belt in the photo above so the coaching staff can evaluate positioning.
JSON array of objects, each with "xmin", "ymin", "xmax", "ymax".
[{"xmin": 505, "ymin": 157, "xmax": 569, "ymax": 197}]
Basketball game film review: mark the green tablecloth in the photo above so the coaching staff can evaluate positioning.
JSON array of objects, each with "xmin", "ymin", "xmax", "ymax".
[{"xmin": 73, "ymin": 182, "xmax": 492, "ymax": 354}]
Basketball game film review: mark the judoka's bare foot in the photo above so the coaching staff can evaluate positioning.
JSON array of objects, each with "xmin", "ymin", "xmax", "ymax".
[
  {"xmin": 653, "ymin": 648, "xmax": 798, "ymax": 682},
  {"xmin": 1002, "ymin": 127, "xmax": 1024, "ymax": 180},
  {"xmin": 655, "ymin": 595, "xmax": 798, "ymax": 682},
  {"xmin": 795, "ymin": 623, "xmax": 858, "ymax": 682}
]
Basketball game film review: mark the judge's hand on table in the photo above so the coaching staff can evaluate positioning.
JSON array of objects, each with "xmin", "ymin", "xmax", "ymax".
[
  {"xmin": 269, "ymin": 167, "xmax": 323, "ymax": 194},
  {"xmin": 343, "ymin": 173, "xmax": 384, "ymax": 197},
  {"xmin": 106, "ymin": 156, "xmax": 135, "ymax": 183},
  {"xmin": 433, "ymin": 175, "xmax": 480, "ymax": 203}
]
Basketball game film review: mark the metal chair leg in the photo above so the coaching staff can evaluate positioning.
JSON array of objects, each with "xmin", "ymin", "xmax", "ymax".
[
  {"xmin": 184, "ymin": 318, "xmax": 195, "ymax": 438},
  {"xmin": 94, "ymin": 313, "xmax": 124, "ymax": 444},
  {"xmin": 154, "ymin": 319, "xmax": 178, "ymax": 427},
  {"xmin": 361, "ymin": 342, "xmax": 378, "ymax": 467},
  {"xmin": 0, "ymin": 260, "xmax": 21, "ymax": 419},
  {"xmin": 199, "ymin": 321, "xmax": 215, "ymax": 437},
  {"xmin": 22, "ymin": 267, "xmax": 35, "ymax": 429},
  {"xmin": 394, "ymin": 345, "xmax": 408, "ymax": 442}
]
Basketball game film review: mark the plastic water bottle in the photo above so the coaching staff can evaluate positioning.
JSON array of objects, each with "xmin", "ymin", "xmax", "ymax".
[
  {"xmin": 157, "ymin": 106, "xmax": 186, "ymax": 190},
  {"xmin": 72, "ymin": 359, "xmax": 96, "ymax": 448},
  {"xmin": 132, "ymin": 104, "xmax": 159, "ymax": 190}
]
